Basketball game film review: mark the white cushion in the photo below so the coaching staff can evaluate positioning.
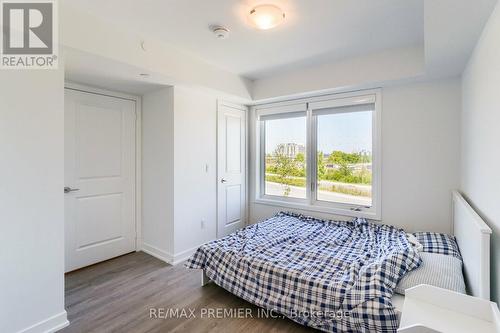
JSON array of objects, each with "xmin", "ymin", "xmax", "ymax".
[{"xmin": 395, "ymin": 252, "xmax": 466, "ymax": 295}]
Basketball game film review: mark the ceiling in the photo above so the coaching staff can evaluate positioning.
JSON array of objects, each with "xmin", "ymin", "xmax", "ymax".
[
  {"xmin": 65, "ymin": 0, "xmax": 423, "ymax": 80},
  {"xmin": 64, "ymin": 48, "xmax": 168, "ymax": 94}
]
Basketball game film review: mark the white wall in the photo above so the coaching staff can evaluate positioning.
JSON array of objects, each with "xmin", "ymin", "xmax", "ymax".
[
  {"xmin": 250, "ymin": 78, "xmax": 461, "ymax": 234},
  {"xmin": 461, "ymin": 2, "xmax": 500, "ymax": 304},
  {"xmin": 173, "ymin": 87, "xmax": 218, "ymax": 255},
  {"xmin": 0, "ymin": 70, "xmax": 67, "ymax": 331},
  {"xmin": 382, "ymin": 79, "xmax": 461, "ymax": 232},
  {"xmin": 142, "ymin": 87, "xmax": 175, "ymax": 257},
  {"xmin": 141, "ymin": 86, "xmax": 218, "ymax": 264},
  {"xmin": 252, "ymin": 46, "xmax": 425, "ymax": 101}
]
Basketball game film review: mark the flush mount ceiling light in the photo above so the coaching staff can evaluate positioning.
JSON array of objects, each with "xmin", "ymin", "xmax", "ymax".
[{"xmin": 248, "ymin": 4, "xmax": 285, "ymax": 30}]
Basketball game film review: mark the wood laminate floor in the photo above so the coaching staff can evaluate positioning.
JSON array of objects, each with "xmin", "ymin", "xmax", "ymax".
[{"xmin": 63, "ymin": 251, "xmax": 316, "ymax": 333}]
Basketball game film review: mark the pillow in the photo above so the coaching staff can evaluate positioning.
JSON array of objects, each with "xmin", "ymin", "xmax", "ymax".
[
  {"xmin": 406, "ymin": 233, "xmax": 423, "ymax": 252},
  {"xmin": 413, "ymin": 231, "xmax": 462, "ymax": 260},
  {"xmin": 394, "ymin": 252, "xmax": 466, "ymax": 295}
]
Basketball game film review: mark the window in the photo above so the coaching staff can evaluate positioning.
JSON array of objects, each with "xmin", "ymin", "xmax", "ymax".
[
  {"xmin": 264, "ymin": 115, "xmax": 307, "ymax": 199},
  {"xmin": 314, "ymin": 108, "xmax": 373, "ymax": 207},
  {"xmin": 256, "ymin": 91, "xmax": 381, "ymax": 219}
]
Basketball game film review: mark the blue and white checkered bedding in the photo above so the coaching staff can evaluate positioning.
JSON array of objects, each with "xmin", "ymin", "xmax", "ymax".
[
  {"xmin": 412, "ymin": 231, "xmax": 462, "ymax": 260},
  {"xmin": 186, "ymin": 212, "xmax": 422, "ymax": 332}
]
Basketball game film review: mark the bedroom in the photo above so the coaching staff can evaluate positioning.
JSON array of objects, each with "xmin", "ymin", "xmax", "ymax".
[{"xmin": 1, "ymin": 0, "xmax": 499, "ymax": 332}]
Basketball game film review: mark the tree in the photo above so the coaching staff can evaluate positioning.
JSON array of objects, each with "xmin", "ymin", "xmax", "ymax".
[
  {"xmin": 294, "ymin": 152, "xmax": 306, "ymax": 177},
  {"xmin": 328, "ymin": 151, "xmax": 351, "ymax": 164},
  {"xmin": 317, "ymin": 151, "xmax": 326, "ymax": 179},
  {"xmin": 327, "ymin": 151, "xmax": 351, "ymax": 177},
  {"xmin": 273, "ymin": 150, "xmax": 297, "ymax": 196},
  {"xmin": 295, "ymin": 152, "xmax": 305, "ymax": 163}
]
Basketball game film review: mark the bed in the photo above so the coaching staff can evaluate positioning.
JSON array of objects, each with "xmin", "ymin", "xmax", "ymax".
[{"xmin": 186, "ymin": 191, "xmax": 491, "ymax": 332}]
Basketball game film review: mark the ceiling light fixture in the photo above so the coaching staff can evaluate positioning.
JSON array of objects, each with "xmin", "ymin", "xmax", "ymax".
[{"xmin": 248, "ymin": 4, "xmax": 285, "ymax": 30}]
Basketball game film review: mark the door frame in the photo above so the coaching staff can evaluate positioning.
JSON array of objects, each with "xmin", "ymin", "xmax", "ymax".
[
  {"xmin": 64, "ymin": 82, "xmax": 142, "ymax": 251},
  {"xmin": 216, "ymin": 100, "xmax": 249, "ymax": 238}
]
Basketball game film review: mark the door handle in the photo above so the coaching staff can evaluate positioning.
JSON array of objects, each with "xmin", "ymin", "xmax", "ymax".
[
  {"xmin": 64, "ymin": 187, "xmax": 80, "ymax": 193},
  {"xmin": 221, "ymin": 178, "xmax": 227, "ymax": 183}
]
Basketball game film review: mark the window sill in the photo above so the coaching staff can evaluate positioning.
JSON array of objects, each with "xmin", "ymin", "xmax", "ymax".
[{"xmin": 253, "ymin": 198, "xmax": 381, "ymax": 221}]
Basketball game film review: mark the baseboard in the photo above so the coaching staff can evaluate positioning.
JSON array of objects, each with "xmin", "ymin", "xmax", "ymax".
[
  {"xmin": 17, "ymin": 311, "xmax": 69, "ymax": 333},
  {"xmin": 141, "ymin": 242, "xmax": 174, "ymax": 264},
  {"xmin": 171, "ymin": 246, "xmax": 199, "ymax": 265},
  {"xmin": 135, "ymin": 237, "xmax": 143, "ymax": 252},
  {"xmin": 140, "ymin": 243, "xmax": 200, "ymax": 266}
]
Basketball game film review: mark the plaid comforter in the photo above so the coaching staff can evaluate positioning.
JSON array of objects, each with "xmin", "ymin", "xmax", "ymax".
[{"xmin": 186, "ymin": 212, "xmax": 421, "ymax": 332}]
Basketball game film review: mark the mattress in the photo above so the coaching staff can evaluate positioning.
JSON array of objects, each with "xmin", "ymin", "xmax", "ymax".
[
  {"xmin": 186, "ymin": 212, "xmax": 421, "ymax": 332},
  {"xmin": 392, "ymin": 293, "xmax": 405, "ymax": 316}
]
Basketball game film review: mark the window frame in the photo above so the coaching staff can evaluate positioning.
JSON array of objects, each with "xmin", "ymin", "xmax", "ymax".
[{"xmin": 254, "ymin": 89, "xmax": 382, "ymax": 220}]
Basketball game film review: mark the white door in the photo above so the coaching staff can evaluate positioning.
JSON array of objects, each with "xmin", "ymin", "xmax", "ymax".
[
  {"xmin": 64, "ymin": 89, "xmax": 136, "ymax": 272},
  {"xmin": 217, "ymin": 103, "xmax": 246, "ymax": 238}
]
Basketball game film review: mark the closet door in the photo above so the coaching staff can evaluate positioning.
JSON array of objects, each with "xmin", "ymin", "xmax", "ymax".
[
  {"xmin": 217, "ymin": 103, "xmax": 246, "ymax": 238},
  {"xmin": 64, "ymin": 88, "xmax": 136, "ymax": 272}
]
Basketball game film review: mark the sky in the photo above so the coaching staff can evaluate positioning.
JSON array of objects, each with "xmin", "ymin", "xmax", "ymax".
[{"xmin": 265, "ymin": 111, "xmax": 372, "ymax": 154}]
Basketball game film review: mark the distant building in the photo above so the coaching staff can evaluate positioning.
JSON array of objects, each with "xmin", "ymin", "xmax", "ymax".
[{"xmin": 276, "ymin": 143, "xmax": 305, "ymax": 158}]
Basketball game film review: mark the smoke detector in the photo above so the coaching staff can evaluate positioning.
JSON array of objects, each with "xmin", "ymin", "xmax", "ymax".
[{"xmin": 211, "ymin": 26, "xmax": 229, "ymax": 39}]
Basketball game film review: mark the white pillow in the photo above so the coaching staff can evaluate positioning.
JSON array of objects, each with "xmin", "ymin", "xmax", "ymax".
[{"xmin": 395, "ymin": 252, "xmax": 466, "ymax": 295}]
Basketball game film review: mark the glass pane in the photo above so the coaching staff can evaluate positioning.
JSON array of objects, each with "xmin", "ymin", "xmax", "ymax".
[
  {"xmin": 316, "ymin": 111, "xmax": 373, "ymax": 206},
  {"xmin": 264, "ymin": 116, "xmax": 306, "ymax": 199}
]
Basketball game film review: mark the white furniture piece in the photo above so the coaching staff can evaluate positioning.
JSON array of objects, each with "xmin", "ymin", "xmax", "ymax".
[
  {"xmin": 451, "ymin": 190, "xmax": 492, "ymax": 299},
  {"xmin": 397, "ymin": 284, "xmax": 500, "ymax": 333},
  {"xmin": 397, "ymin": 190, "xmax": 495, "ymax": 332}
]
